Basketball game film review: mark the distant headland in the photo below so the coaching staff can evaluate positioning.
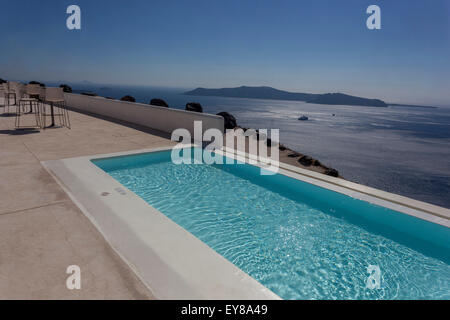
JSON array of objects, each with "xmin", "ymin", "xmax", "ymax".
[{"xmin": 184, "ymin": 86, "xmax": 388, "ymax": 107}]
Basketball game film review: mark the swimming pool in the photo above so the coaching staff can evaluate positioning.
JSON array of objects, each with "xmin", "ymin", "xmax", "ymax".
[{"xmin": 92, "ymin": 147, "xmax": 450, "ymax": 300}]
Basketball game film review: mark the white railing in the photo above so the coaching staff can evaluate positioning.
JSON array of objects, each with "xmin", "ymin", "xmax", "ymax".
[{"xmin": 64, "ymin": 93, "xmax": 224, "ymax": 138}]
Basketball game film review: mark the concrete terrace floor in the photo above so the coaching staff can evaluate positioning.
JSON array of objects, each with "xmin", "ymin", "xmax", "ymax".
[{"xmin": 0, "ymin": 101, "xmax": 176, "ymax": 299}]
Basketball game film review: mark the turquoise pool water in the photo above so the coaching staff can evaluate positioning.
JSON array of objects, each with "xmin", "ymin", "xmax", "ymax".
[{"xmin": 93, "ymin": 148, "xmax": 450, "ymax": 300}]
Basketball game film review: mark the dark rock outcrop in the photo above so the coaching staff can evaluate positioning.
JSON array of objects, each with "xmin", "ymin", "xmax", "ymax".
[
  {"xmin": 298, "ymin": 155, "xmax": 313, "ymax": 166},
  {"xmin": 324, "ymin": 168, "xmax": 339, "ymax": 177},
  {"xmin": 81, "ymin": 92, "xmax": 98, "ymax": 96},
  {"xmin": 186, "ymin": 102, "xmax": 203, "ymax": 113},
  {"xmin": 279, "ymin": 144, "xmax": 287, "ymax": 151},
  {"xmin": 216, "ymin": 112, "xmax": 237, "ymax": 130},
  {"xmin": 288, "ymin": 152, "xmax": 300, "ymax": 158},
  {"xmin": 0, "ymin": 78, "xmax": 6, "ymax": 84},
  {"xmin": 120, "ymin": 95, "xmax": 136, "ymax": 102},
  {"xmin": 150, "ymin": 98, "xmax": 169, "ymax": 108},
  {"xmin": 29, "ymin": 81, "xmax": 45, "ymax": 87},
  {"xmin": 59, "ymin": 84, "xmax": 72, "ymax": 93}
]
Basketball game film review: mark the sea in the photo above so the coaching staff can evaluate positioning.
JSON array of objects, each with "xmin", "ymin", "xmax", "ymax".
[{"xmin": 69, "ymin": 84, "xmax": 450, "ymax": 209}]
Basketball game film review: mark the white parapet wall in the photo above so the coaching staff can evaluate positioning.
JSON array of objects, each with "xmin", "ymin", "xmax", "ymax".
[{"xmin": 64, "ymin": 93, "xmax": 224, "ymax": 139}]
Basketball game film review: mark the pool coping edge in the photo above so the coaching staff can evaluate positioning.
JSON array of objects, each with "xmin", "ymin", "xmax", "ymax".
[{"xmin": 42, "ymin": 144, "xmax": 281, "ymax": 300}]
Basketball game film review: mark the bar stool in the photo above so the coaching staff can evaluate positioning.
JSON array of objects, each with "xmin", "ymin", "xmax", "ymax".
[
  {"xmin": 25, "ymin": 84, "xmax": 41, "ymax": 113},
  {"xmin": 42, "ymin": 87, "xmax": 70, "ymax": 129},
  {"xmin": 14, "ymin": 83, "xmax": 41, "ymax": 129},
  {"xmin": 3, "ymin": 82, "xmax": 16, "ymax": 113}
]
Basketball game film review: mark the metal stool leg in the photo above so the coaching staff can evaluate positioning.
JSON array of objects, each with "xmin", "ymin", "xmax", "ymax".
[
  {"xmin": 15, "ymin": 101, "xmax": 21, "ymax": 128},
  {"xmin": 57, "ymin": 102, "xmax": 65, "ymax": 127},
  {"xmin": 64, "ymin": 103, "xmax": 71, "ymax": 129},
  {"xmin": 60, "ymin": 101, "xmax": 70, "ymax": 129},
  {"xmin": 59, "ymin": 102, "xmax": 66, "ymax": 128},
  {"xmin": 34, "ymin": 101, "xmax": 41, "ymax": 128},
  {"xmin": 0, "ymin": 94, "xmax": 4, "ymax": 114},
  {"xmin": 5, "ymin": 93, "xmax": 9, "ymax": 113},
  {"xmin": 41, "ymin": 102, "xmax": 46, "ymax": 129}
]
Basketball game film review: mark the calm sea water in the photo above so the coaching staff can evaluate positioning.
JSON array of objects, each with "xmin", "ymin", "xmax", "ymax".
[{"xmin": 73, "ymin": 84, "xmax": 450, "ymax": 209}]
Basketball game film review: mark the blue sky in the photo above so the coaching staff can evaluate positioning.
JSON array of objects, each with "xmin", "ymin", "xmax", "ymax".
[{"xmin": 1, "ymin": 0, "xmax": 449, "ymax": 104}]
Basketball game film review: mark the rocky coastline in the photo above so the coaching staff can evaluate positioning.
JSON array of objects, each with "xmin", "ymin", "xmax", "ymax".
[{"xmin": 227, "ymin": 124, "xmax": 341, "ymax": 178}]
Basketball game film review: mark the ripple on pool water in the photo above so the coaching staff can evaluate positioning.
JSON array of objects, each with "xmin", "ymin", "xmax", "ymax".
[{"xmin": 104, "ymin": 158, "xmax": 450, "ymax": 300}]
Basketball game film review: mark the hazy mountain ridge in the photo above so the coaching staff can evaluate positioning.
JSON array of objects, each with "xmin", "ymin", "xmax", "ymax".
[{"xmin": 184, "ymin": 86, "xmax": 388, "ymax": 107}]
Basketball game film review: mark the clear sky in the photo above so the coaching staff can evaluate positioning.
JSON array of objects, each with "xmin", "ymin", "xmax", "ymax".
[{"xmin": 1, "ymin": 0, "xmax": 449, "ymax": 105}]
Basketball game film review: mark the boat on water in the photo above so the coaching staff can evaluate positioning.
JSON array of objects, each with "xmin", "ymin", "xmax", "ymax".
[{"xmin": 298, "ymin": 115, "xmax": 308, "ymax": 121}]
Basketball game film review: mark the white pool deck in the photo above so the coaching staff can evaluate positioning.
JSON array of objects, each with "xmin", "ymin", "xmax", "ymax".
[
  {"xmin": 0, "ymin": 100, "xmax": 172, "ymax": 299},
  {"xmin": 1, "ymin": 97, "xmax": 449, "ymax": 299}
]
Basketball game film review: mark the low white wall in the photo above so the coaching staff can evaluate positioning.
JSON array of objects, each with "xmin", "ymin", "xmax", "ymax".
[{"xmin": 64, "ymin": 93, "xmax": 224, "ymax": 139}]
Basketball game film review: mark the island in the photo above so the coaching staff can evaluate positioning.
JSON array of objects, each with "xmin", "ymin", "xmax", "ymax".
[{"xmin": 184, "ymin": 86, "xmax": 388, "ymax": 107}]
